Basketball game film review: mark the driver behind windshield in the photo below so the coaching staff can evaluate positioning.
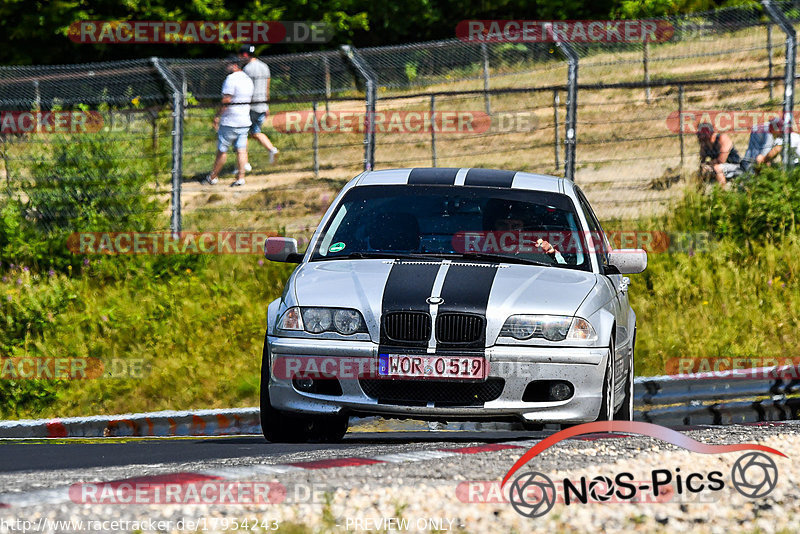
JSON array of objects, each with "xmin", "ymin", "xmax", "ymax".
[{"xmin": 483, "ymin": 199, "xmax": 566, "ymax": 264}]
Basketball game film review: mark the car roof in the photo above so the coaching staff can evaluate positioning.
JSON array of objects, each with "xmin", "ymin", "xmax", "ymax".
[{"xmin": 354, "ymin": 168, "xmax": 568, "ymax": 194}]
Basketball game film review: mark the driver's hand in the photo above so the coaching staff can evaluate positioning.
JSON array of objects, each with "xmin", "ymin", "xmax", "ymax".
[{"xmin": 536, "ymin": 238, "xmax": 557, "ymax": 255}]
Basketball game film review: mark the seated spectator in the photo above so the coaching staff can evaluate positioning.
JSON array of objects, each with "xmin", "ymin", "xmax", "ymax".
[
  {"xmin": 697, "ymin": 122, "xmax": 743, "ymax": 187},
  {"xmin": 758, "ymin": 117, "xmax": 800, "ymax": 167},
  {"xmin": 741, "ymin": 122, "xmax": 774, "ymax": 172}
]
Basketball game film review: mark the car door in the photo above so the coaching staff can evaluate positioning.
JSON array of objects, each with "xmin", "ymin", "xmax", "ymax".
[{"xmin": 575, "ymin": 188, "xmax": 630, "ymax": 409}]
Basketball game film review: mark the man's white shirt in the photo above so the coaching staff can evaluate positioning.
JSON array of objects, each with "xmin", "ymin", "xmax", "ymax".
[
  {"xmin": 220, "ymin": 71, "xmax": 254, "ymax": 128},
  {"xmin": 772, "ymin": 132, "xmax": 800, "ymax": 151}
]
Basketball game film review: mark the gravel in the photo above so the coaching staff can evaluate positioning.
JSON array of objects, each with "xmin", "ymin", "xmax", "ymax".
[{"xmin": 0, "ymin": 422, "xmax": 798, "ymax": 533}]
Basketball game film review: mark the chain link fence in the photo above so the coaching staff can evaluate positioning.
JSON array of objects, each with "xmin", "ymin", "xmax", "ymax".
[{"xmin": 1, "ymin": 1, "xmax": 799, "ymax": 239}]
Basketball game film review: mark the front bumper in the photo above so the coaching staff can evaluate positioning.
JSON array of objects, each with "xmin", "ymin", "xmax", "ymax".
[{"xmin": 266, "ymin": 336, "xmax": 610, "ymax": 423}]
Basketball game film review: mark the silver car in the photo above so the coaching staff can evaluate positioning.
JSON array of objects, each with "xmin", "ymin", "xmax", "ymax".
[{"xmin": 260, "ymin": 168, "xmax": 646, "ymax": 442}]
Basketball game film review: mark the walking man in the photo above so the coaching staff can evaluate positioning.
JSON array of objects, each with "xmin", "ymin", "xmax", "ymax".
[
  {"xmin": 239, "ymin": 44, "xmax": 279, "ymax": 168},
  {"xmin": 205, "ymin": 55, "xmax": 253, "ymax": 187}
]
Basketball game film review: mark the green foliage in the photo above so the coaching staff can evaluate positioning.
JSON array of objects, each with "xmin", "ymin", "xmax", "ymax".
[
  {"xmin": 0, "ymin": 129, "xmax": 169, "ymax": 273},
  {"xmin": 0, "ymin": 266, "xmax": 79, "ymax": 417},
  {"xmin": 404, "ymin": 62, "xmax": 418, "ymax": 83},
  {"xmin": 671, "ymin": 166, "xmax": 800, "ymax": 247},
  {"xmin": 627, "ymin": 167, "xmax": 800, "ymax": 376},
  {"xmin": 0, "ymin": 267, "xmax": 78, "ymax": 352},
  {"xmin": 613, "ymin": 0, "xmax": 757, "ymax": 18},
  {"xmin": 0, "ymin": 255, "xmax": 294, "ymax": 419},
  {"xmin": 632, "ymin": 234, "xmax": 800, "ymax": 376}
]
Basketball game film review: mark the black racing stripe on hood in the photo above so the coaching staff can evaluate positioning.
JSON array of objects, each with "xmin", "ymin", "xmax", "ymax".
[
  {"xmin": 438, "ymin": 264, "xmax": 498, "ymax": 315},
  {"xmin": 381, "ymin": 261, "xmax": 440, "ymax": 314},
  {"xmin": 380, "ymin": 261, "xmax": 440, "ymax": 348},
  {"xmin": 407, "ymin": 167, "xmax": 459, "ymax": 185},
  {"xmin": 463, "ymin": 168, "xmax": 516, "ymax": 187}
]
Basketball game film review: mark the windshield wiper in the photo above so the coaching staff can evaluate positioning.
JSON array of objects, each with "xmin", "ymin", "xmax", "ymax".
[
  {"xmin": 314, "ymin": 252, "xmax": 441, "ymax": 262},
  {"xmin": 426, "ymin": 252, "xmax": 553, "ymax": 267}
]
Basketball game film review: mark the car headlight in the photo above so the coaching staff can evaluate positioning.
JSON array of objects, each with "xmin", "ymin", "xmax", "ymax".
[
  {"xmin": 278, "ymin": 307, "xmax": 367, "ymax": 335},
  {"xmin": 333, "ymin": 309, "xmax": 362, "ymax": 335},
  {"xmin": 302, "ymin": 308, "xmax": 333, "ymax": 333},
  {"xmin": 499, "ymin": 315, "xmax": 597, "ymax": 342}
]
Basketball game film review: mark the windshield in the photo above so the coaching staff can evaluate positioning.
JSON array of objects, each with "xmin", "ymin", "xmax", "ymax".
[{"xmin": 311, "ymin": 185, "xmax": 591, "ymax": 271}]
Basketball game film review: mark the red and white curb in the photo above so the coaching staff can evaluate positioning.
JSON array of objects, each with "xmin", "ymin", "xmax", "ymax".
[
  {"xmin": 0, "ymin": 410, "xmax": 526, "ymax": 439},
  {"xmin": 0, "ymin": 408, "xmax": 262, "ymax": 439}
]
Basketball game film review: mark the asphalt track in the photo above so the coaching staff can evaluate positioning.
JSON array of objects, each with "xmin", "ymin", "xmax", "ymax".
[{"xmin": 0, "ymin": 430, "xmax": 537, "ymax": 473}]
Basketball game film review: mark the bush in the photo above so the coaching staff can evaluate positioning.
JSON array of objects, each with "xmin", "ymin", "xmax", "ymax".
[
  {"xmin": 0, "ymin": 267, "xmax": 80, "ymax": 417},
  {"xmin": 0, "ymin": 131, "xmax": 164, "ymax": 272},
  {"xmin": 671, "ymin": 166, "xmax": 800, "ymax": 247}
]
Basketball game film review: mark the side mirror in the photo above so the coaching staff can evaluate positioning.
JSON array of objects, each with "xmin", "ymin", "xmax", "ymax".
[
  {"xmin": 607, "ymin": 249, "xmax": 647, "ymax": 274},
  {"xmin": 264, "ymin": 237, "xmax": 303, "ymax": 263}
]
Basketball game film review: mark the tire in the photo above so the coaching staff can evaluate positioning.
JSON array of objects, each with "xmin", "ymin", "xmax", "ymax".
[
  {"xmin": 594, "ymin": 337, "xmax": 615, "ymax": 422},
  {"xmin": 259, "ymin": 333, "xmax": 349, "ymax": 443},
  {"xmin": 614, "ymin": 332, "xmax": 635, "ymax": 422},
  {"xmin": 522, "ymin": 422, "xmax": 544, "ymax": 432},
  {"xmin": 308, "ymin": 414, "xmax": 349, "ymax": 443}
]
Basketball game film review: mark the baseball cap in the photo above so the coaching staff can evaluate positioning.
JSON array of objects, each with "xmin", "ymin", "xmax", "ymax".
[{"xmin": 239, "ymin": 44, "xmax": 256, "ymax": 56}]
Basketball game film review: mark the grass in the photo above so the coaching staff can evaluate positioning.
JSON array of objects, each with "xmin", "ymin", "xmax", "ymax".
[
  {"xmin": 1, "ymin": 225, "xmax": 798, "ymax": 419},
  {"xmin": 0, "ymin": 256, "xmax": 293, "ymax": 418},
  {"xmin": 630, "ymin": 234, "xmax": 800, "ymax": 376}
]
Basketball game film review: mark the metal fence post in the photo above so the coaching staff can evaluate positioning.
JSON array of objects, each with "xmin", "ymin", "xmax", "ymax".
[
  {"xmin": 322, "ymin": 57, "xmax": 331, "ymax": 113},
  {"xmin": 430, "ymin": 95, "xmax": 437, "ymax": 167},
  {"xmin": 312, "ymin": 101, "xmax": 320, "ymax": 177},
  {"xmin": 643, "ymin": 41, "xmax": 651, "ymax": 104},
  {"xmin": 678, "ymin": 85, "xmax": 686, "ymax": 168},
  {"xmin": 33, "ymin": 80, "xmax": 40, "ymax": 111},
  {"xmin": 553, "ymin": 89, "xmax": 560, "ymax": 170},
  {"xmin": 762, "ymin": 0, "xmax": 796, "ymax": 170},
  {"xmin": 1, "ymin": 135, "xmax": 9, "ymax": 185},
  {"xmin": 151, "ymin": 57, "xmax": 184, "ymax": 233},
  {"xmin": 151, "ymin": 110, "xmax": 159, "ymax": 153},
  {"xmin": 340, "ymin": 45, "xmax": 377, "ymax": 171},
  {"xmin": 767, "ymin": 23, "xmax": 775, "ymax": 100},
  {"xmin": 554, "ymin": 40, "xmax": 578, "ymax": 181},
  {"xmin": 481, "ymin": 43, "xmax": 491, "ymax": 115}
]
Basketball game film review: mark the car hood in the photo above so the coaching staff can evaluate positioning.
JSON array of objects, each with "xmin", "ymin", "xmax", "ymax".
[{"xmin": 292, "ymin": 259, "xmax": 598, "ymax": 342}]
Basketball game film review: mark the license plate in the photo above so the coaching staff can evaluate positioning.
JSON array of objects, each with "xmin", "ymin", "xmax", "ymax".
[{"xmin": 378, "ymin": 354, "xmax": 487, "ymax": 380}]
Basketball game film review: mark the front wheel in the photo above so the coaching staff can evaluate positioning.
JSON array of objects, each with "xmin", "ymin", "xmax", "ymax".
[
  {"xmin": 259, "ymin": 333, "xmax": 349, "ymax": 443},
  {"xmin": 614, "ymin": 333, "xmax": 635, "ymax": 422},
  {"xmin": 594, "ymin": 338, "xmax": 615, "ymax": 422}
]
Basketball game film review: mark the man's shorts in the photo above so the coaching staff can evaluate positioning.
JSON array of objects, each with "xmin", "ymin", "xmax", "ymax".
[
  {"xmin": 217, "ymin": 125, "xmax": 250, "ymax": 152},
  {"xmin": 719, "ymin": 162, "xmax": 744, "ymax": 179},
  {"xmin": 249, "ymin": 111, "xmax": 267, "ymax": 135}
]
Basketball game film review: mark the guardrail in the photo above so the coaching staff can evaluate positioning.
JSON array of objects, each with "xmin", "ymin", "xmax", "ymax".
[
  {"xmin": 1, "ymin": 367, "xmax": 798, "ymax": 437},
  {"xmin": 633, "ymin": 365, "xmax": 800, "ymax": 426}
]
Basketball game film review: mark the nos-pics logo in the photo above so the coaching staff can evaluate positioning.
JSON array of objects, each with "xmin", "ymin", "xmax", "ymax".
[{"xmin": 502, "ymin": 421, "xmax": 784, "ymax": 518}]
